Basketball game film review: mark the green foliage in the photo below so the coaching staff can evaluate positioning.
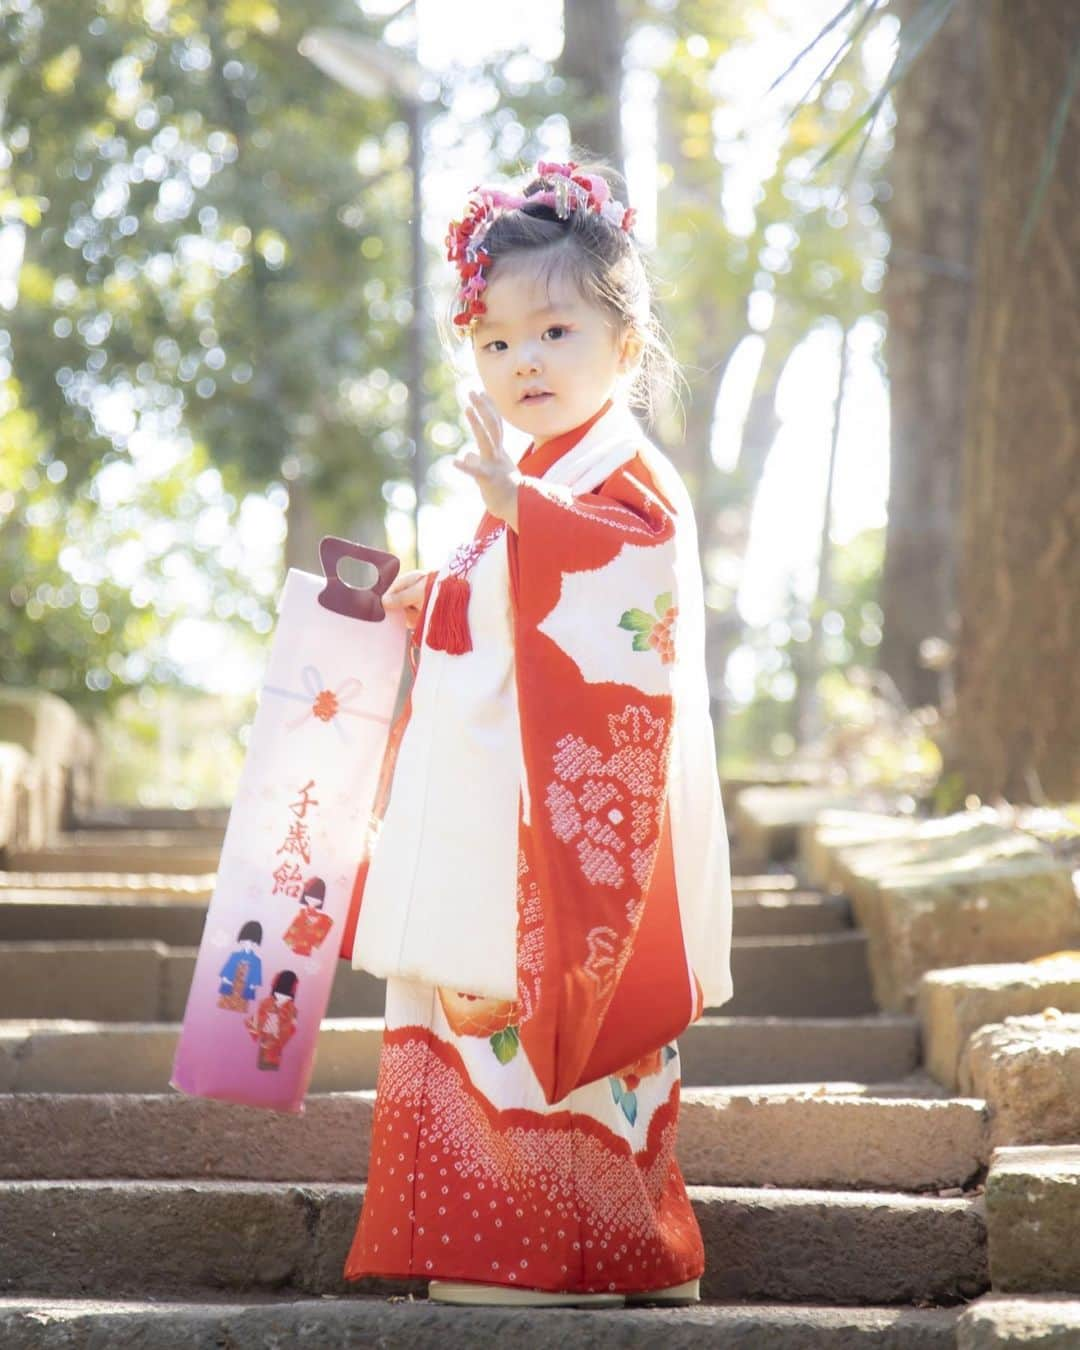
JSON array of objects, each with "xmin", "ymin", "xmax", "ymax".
[
  {"xmin": 0, "ymin": 0, "xmax": 430, "ymax": 715},
  {"xmin": 1, "ymin": 0, "xmax": 907, "ymax": 797},
  {"xmin": 100, "ymin": 684, "xmax": 255, "ymax": 805}
]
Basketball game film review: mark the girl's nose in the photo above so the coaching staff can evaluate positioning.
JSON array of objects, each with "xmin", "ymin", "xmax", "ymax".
[{"xmin": 515, "ymin": 344, "xmax": 542, "ymax": 373}]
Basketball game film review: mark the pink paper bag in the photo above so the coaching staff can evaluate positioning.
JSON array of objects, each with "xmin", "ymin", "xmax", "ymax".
[{"xmin": 170, "ymin": 538, "xmax": 407, "ymax": 1112}]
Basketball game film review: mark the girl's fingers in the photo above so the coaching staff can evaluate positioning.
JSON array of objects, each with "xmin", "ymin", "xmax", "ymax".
[
  {"xmin": 454, "ymin": 448, "xmax": 483, "ymax": 477},
  {"xmin": 464, "ymin": 405, "xmax": 492, "ymax": 458},
  {"xmin": 384, "ymin": 574, "xmax": 429, "ymax": 608},
  {"xmin": 467, "ymin": 392, "xmax": 502, "ymax": 457}
]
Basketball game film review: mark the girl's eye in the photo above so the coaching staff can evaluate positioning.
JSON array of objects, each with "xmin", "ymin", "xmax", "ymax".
[{"xmin": 482, "ymin": 326, "xmax": 568, "ymax": 353}]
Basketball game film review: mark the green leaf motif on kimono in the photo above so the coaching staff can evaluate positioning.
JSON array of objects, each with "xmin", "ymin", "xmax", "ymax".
[
  {"xmin": 662, "ymin": 1044, "xmax": 677, "ymax": 1063},
  {"xmin": 654, "ymin": 593, "xmax": 673, "ymax": 617},
  {"xmin": 618, "ymin": 607, "xmax": 656, "ymax": 634},
  {"xmin": 609, "ymin": 1075, "xmax": 624, "ymax": 1103},
  {"xmin": 490, "ymin": 1025, "xmax": 520, "ymax": 1065}
]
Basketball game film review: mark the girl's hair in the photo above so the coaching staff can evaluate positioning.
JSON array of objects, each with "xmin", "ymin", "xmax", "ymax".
[{"xmin": 439, "ymin": 153, "xmax": 685, "ymax": 427}]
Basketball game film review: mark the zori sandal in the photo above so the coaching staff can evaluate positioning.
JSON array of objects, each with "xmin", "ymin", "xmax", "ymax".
[
  {"xmin": 427, "ymin": 1280, "xmax": 626, "ymax": 1307},
  {"xmin": 625, "ymin": 1277, "xmax": 701, "ymax": 1305}
]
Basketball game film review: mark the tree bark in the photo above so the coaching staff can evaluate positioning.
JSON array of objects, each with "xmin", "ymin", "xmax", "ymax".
[
  {"xmin": 558, "ymin": 0, "xmax": 626, "ymax": 177},
  {"xmin": 950, "ymin": 0, "xmax": 1080, "ymax": 801},
  {"xmin": 878, "ymin": 0, "xmax": 982, "ymax": 711}
]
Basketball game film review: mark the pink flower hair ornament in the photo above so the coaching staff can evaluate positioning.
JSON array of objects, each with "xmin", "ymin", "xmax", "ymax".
[{"xmin": 445, "ymin": 159, "xmax": 637, "ymax": 331}]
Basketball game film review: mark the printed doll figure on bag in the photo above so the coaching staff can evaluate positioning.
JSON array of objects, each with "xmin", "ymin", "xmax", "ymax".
[
  {"xmin": 217, "ymin": 920, "xmax": 264, "ymax": 1013},
  {"xmin": 244, "ymin": 969, "xmax": 300, "ymax": 1071}
]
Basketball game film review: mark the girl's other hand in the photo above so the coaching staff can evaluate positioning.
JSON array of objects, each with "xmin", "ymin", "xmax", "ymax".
[
  {"xmin": 456, "ymin": 389, "xmax": 521, "ymax": 528},
  {"xmin": 382, "ymin": 568, "xmax": 431, "ymax": 630}
]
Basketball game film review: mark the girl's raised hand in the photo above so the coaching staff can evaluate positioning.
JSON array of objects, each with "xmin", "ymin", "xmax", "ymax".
[{"xmin": 455, "ymin": 389, "xmax": 521, "ymax": 529}]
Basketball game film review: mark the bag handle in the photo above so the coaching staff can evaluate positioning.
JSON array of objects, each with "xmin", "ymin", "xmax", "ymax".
[{"xmin": 316, "ymin": 537, "xmax": 400, "ymax": 622}]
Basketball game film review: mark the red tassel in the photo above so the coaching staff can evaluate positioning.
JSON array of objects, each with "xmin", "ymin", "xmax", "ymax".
[{"xmin": 424, "ymin": 573, "xmax": 473, "ymax": 654}]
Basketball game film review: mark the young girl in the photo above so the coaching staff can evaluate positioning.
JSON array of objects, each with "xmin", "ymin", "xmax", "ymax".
[{"xmin": 338, "ymin": 156, "xmax": 733, "ymax": 1307}]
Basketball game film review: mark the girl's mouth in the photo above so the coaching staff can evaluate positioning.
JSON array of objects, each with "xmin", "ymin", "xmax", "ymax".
[{"xmin": 520, "ymin": 392, "xmax": 553, "ymax": 404}]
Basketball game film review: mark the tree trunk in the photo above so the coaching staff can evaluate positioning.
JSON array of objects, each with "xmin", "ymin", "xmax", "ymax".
[
  {"xmin": 950, "ymin": 0, "xmax": 1080, "ymax": 801},
  {"xmin": 797, "ymin": 324, "xmax": 852, "ymax": 746},
  {"xmin": 878, "ymin": 0, "xmax": 982, "ymax": 712},
  {"xmin": 284, "ymin": 477, "xmax": 324, "ymax": 576},
  {"xmin": 558, "ymin": 0, "xmax": 626, "ymax": 177}
]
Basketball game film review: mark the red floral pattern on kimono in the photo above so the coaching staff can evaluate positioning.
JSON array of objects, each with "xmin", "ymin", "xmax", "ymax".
[{"xmin": 282, "ymin": 906, "xmax": 333, "ymax": 957}]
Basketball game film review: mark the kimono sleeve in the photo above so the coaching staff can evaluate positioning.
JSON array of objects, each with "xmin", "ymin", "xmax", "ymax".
[
  {"xmin": 506, "ymin": 457, "xmax": 698, "ymax": 1105},
  {"xmin": 338, "ymin": 568, "xmax": 439, "ymax": 962}
]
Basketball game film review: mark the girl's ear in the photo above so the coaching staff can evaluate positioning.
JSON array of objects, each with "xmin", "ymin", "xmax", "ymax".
[{"xmin": 618, "ymin": 328, "xmax": 645, "ymax": 374}]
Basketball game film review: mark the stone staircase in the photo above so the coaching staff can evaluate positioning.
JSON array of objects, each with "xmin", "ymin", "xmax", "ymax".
[{"xmin": 0, "ymin": 810, "xmax": 1070, "ymax": 1346}]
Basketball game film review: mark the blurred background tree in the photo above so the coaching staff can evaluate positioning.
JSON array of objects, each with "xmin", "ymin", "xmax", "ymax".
[{"xmin": 1, "ymin": 0, "xmax": 1076, "ymax": 807}]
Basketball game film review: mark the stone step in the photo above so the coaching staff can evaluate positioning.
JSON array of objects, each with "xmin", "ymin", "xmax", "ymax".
[
  {"xmin": 0, "ymin": 1087, "xmax": 988, "ymax": 1190},
  {"xmin": 0, "ymin": 931, "xmax": 875, "ymax": 1022},
  {"xmin": 0, "ymin": 1295, "xmax": 965, "ymax": 1347},
  {"xmin": 0, "ymin": 1014, "xmax": 921, "ymax": 1093},
  {"xmin": 733, "ymin": 890, "xmax": 853, "ymax": 936},
  {"xmin": 5, "ymin": 832, "xmax": 223, "ymax": 875},
  {"xmin": 0, "ymin": 941, "xmax": 389, "ymax": 1021},
  {"xmin": 731, "ymin": 872, "xmax": 802, "ymax": 893},
  {"xmin": 0, "ymin": 872, "xmax": 216, "ymax": 896},
  {"xmin": 726, "ymin": 932, "xmax": 874, "ymax": 1016},
  {"xmin": 0, "ymin": 888, "xmax": 853, "ymax": 946},
  {"xmin": 71, "ymin": 805, "xmax": 230, "ymax": 832},
  {"xmin": 0, "ymin": 1178, "xmax": 988, "ymax": 1304},
  {"xmin": 0, "ymin": 892, "xmax": 214, "ymax": 946}
]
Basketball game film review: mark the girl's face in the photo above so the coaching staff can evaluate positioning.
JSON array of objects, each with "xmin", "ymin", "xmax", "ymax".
[{"xmin": 470, "ymin": 260, "xmax": 641, "ymax": 449}]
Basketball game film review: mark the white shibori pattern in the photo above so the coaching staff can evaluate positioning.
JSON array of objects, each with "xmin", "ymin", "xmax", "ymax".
[{"xmin": 545, "ymin": 704, "xmax": 670, "ymax": 892}]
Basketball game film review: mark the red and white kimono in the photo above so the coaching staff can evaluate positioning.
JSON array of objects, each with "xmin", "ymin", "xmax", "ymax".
[{"xmin": 340, "ymin": 395, "xmax": 733, "ymax": 1294}]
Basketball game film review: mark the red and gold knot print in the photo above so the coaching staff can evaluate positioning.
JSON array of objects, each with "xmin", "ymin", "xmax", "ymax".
[{"xmin": 312, "ymin": 689, "xmax": 339, "ymax": 722}]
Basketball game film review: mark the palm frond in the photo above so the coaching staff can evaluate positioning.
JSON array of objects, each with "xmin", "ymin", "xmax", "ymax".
[
  {"xmin": 808, "ymin": 0, "xmax": 960, "ymax": 179},
  {"xmin": 1017, "ymin": 31, "xmax": 1080, "ymax": 258},
  {"xmin": 779, "ymin": 0, "xmax": 887, "ymax": 133},
  {"xmin": 765, "ymin": 0, "xmax": 866, "ymax": 97}
]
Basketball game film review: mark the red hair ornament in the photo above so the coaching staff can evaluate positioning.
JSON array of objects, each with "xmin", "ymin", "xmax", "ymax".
[
  {"xmin": 428, "ymin": 162, "xmax": 638, "ymax": 656},
  {"xmin": 444, "ymin": 160, "xmax": 637, "ymax": 330}
]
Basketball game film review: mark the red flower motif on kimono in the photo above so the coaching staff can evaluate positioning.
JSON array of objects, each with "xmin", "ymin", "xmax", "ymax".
[
  {"xmin": 437, "ymin": 988, "xmax": 521, "ymax": 1066},
  {"xmin": 545, "ymin": 704, "xmax": 671, "ymax": 891},
  {"xmin": 609, "ymin": 1043, "xmax": 677, "ymax": 1124},
  {"xmin": 613, "ymin": 1047, "xmax": 664, "ymax": 1092},
  {"xmin": 437, "ymin": 988, "xmax": 518, "ymax": 1038},
  {"xmin": 618, "ymin": 591, "xmax": 678, "ymax": 666}
]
